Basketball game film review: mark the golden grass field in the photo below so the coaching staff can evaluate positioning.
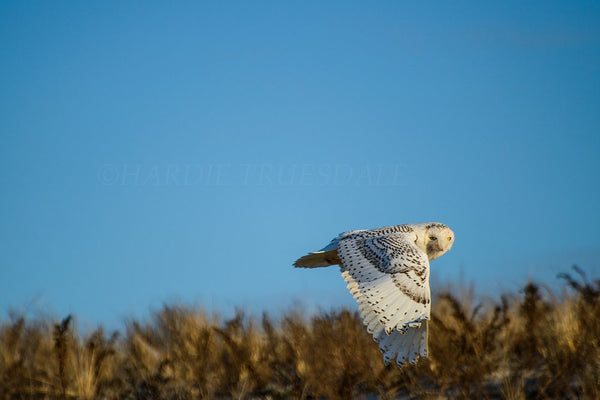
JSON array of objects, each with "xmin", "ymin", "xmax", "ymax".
[{"xmin": 1, "ymin": 266, "xmax": 598, "ymax": 400}]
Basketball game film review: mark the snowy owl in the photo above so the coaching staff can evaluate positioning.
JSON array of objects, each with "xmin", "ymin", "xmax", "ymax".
[{"xmin": 294, "ymin": 222, "xmax": 455, "ymax": 367}]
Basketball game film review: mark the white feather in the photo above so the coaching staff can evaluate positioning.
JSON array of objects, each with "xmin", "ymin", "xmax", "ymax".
[{"xmin": 295, "ymin": 222, "xmax": 454, "ymax": 367}]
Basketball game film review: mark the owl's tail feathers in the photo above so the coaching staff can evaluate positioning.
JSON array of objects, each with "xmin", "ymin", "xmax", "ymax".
[{"xmin": 294, "ymin": 250, "xmax": 341, "ymax": 268}]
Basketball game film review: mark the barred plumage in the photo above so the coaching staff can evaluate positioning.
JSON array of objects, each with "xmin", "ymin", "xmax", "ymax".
[{"xmin": 294, "ymin": 222, "xmax": 455, "ymax": 367}]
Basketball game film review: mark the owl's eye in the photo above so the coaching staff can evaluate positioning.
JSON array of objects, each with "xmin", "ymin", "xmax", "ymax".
[
  {"xmin": 429, "ymin": 236, "xmax": 437, "ymax": 241},
  {"xmin": 447, "ymin": 237, "xmax": 452, "ymax": 241}
]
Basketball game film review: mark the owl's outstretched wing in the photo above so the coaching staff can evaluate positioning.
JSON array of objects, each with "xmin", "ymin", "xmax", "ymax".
[{"xmin": 336, "ymin": 232, "xmax": 431, "ymax": 366}]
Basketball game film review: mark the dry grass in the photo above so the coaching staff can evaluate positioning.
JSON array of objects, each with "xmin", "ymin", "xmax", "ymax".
[{"xmin": 1, "ymin": 266, "xmax": 599, "ymax": 399}]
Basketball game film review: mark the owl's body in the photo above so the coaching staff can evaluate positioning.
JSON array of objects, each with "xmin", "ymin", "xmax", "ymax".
[{"xmin": 294, "ymin": 222, "xmax": 454, "ymax": 367}]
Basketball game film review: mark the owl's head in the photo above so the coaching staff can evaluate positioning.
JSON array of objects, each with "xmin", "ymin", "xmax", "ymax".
[{"xmin": 424, "ymin": 224, "xmax": 454, "ymax": 260}]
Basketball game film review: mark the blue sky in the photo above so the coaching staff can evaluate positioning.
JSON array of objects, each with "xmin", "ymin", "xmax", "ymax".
[{"xmin": 1, "ymin": 1, "xmax": 599, "ymax": 327}]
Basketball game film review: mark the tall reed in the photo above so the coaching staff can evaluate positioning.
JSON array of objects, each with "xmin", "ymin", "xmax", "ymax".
[{"xmin": 1, "ymin": 267, "xmax": 598, "ymax": 399}]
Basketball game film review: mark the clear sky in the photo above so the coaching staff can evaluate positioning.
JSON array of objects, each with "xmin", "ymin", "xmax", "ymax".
[{"xmin": 1, "ymin": 1, "xmax": 599, "ymax": 327}]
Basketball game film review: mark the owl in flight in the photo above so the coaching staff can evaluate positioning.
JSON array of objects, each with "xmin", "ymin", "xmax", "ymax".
[{"xmin": 294, "ymin": 222, "xmax": 454, "ymax": 367}]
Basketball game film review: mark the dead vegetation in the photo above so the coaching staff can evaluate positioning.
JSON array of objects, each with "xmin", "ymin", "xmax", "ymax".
[{"xmin": 1, "ymin": 266, "xmax": 598, "ymax": 399}]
